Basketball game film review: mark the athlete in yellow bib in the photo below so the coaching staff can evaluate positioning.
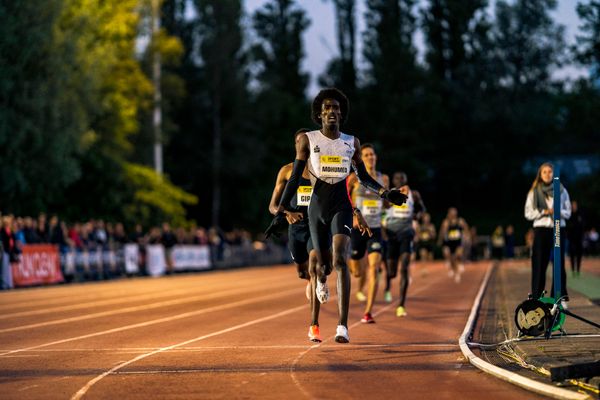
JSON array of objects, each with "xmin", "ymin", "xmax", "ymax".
[
  {"xmin": 346, "ymin": 143, "xmax": 389, "ymax": 324},
  {"xmin": 438, "ymin": 207, "xmax": 470, "ymax": 283},
  {"xmin": 273, "ymin": 88, "xmax": 408, "ymax": 343}
]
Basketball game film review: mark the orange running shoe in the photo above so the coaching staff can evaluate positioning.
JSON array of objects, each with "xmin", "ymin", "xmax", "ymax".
[{"xmin": 308, "ymin": 325, "xmax": 322, "ymax": 342}]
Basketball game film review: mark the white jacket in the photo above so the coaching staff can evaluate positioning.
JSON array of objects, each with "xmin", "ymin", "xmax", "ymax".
[{"xmin": 524, "ymin": 187, "xmax": 571, "ymax": 228}]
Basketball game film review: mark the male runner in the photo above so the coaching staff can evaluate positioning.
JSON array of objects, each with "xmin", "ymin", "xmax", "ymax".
[
  {"xmin": 275, "ymin": 87, "xmax": 407, "ymax": 343},
  {"xmin": 347, "ymin": 143, "xmax": 389, "ymax": 323},
  {"xmin": 383, "ymin": 172, "xmax": 425, "ymax": 317},
  {"xmin": 438, "ymin": 207, "xmax": 469, "ymax": 283},
  {"xmin": 268, "ymin": 129, "xmax": 322, "ymax": 341}
]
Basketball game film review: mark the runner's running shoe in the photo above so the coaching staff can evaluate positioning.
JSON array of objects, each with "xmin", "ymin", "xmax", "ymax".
[
  {"xmin": 316, "ymin": 280, "xmax": 329, "ymax": 304},
  {"xmin": 361, "ymin": 313, "xmax": 375, "ymax": 323},
  {"xmin": 384, "ymin": 290, "xmax": 392, "ymax": 303},
  {"xmin": 308, "ymin": 325, "xmax": 322, "ymax": 342},
  {"xmin": 356, "ymin": 291, "xmax": 367, "ymax": 302},
  {"xmin": 335, "ymin": 325, "xmax": 350, "ymax": 343},
  {"xmin": 396, "ymin": 306, "xmax": 407, "ymax": 317}
]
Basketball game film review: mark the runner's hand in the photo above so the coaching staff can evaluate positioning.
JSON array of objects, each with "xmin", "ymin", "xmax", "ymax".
[
  {"xmin": 381, "ymin": 189, "xmax": 408, "ymax": 206},
  {"xmin": 356, "ymin": 212, "xmax": 373, "ymax": 237},
  {"xmin": 264, "ymin": 212, "xmax": 288, "ymax": 239},
  {"xmin": 284, "ymin": 211, "xmax": 304, "ymax": 225}
]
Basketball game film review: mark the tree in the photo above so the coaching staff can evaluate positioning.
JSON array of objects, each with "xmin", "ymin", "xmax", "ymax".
[
  {"xmin": 574, "ymin": 0, "xmax": 600, "ymax": 82},
  {"xmin": 492, "ymin": 0, "xmax": 565, "ymax": 91},
  {"xmin": 359, "ymin": 0, "xmax": 437, "ymax": 183},
  {"xmin": 319, "ymin": 0, "xmax": 358, "ymax": 100},
  {"xmin": 252, "ymin": 0, "xmax": 310, "ymax": 98},
  {"xmin": 248, "ymin": 0, "xmax": 312, "ymax": 230},
  {"xmin": 191, "ymin": 0, "xmax": 251, "ymax": 229},
  {"xmin": 0, "ymin": 0, "xmax": 84, "ymax": 214}
]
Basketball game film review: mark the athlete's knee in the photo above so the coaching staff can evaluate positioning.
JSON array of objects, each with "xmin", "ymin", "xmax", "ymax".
[
  {"xmin": 400, "ymin": 253, "xmax": 410, "ymax": 266},
  {"xmin": 332, "ymin": 252, "xmax": 347, "ymax": 271}
]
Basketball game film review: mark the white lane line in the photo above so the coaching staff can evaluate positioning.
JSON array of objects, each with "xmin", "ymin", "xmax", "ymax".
[
  {"xmin": 113, "ymin": 367, "xmax": 290, "ymax": 375},
  {"xmin": 458, "ymin": 264, "xmax": 590, "ymax": 400},
  {"xmin": 0, "ymin": 287, "xmax": 300, "ymax": 357},
  {"xmin": 70, "ymin": 304, "xmax": 307, "ymax": 400},
  {"xmin": 0, "ymin": 265, "xmax": 292, "ymax": 309},
  {"xmin": 0, "ymin": 275, "xmax": 285, "ymax": 320},
  {"xmin": 18, "ymin": 384, "xmax": 39, "ymax": 392},
  {"xmin": 0, "ymin": 280, "xmax": 297, "ymax": 333},
  {"xmin": 0, "ymin": 343, "xmax": 457, "ymax": 354},
  {"xmin": 288, "ymin": 263, "xmax": 470, "ymax": 399}
]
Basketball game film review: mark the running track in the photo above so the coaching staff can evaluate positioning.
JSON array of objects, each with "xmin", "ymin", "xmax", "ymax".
[{"xmin": 0, "ymin": 261, "xmax": 546, "ymax": 399}]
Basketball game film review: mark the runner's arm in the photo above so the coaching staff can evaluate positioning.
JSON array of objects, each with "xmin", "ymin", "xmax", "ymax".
[
  {"xmin": 278, "ymin": 133, "xmax": 310, "ymax": 211},
  {"xmin": 413, "ymin": 190, "xmax": 426, "ymax": 219},
  {"xmin": 351, "ymin": 138, "xmax": 406, "ymax": 205},
  {"xmin": 268, "ymin": 165, "xmax": 291, "ymax": 215}
]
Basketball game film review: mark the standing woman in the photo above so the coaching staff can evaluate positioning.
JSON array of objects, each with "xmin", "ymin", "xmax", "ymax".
[{"xmin": 524, "ymin": 162, "xmax": 571, "ymax": 307}]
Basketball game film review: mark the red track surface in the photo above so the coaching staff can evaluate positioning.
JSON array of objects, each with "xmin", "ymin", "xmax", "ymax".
[{"xmin": 0, "ymin": 261, "xmax": 547, "ymax": 399}]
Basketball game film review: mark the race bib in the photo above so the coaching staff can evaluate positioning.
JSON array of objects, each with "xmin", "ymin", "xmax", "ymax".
[
  {"xmin": 420, "ymin": 231, "xmax": 431, "ymax": 240},
  {"xmin": 448, "ymin": 229, "xmax": 462, "ymax": 240},
  {"xmin": 392, "ymin": 203, "xmax": 410, "ymax": 219},
  {"xmin": 297, "ymin": 186, "xmax": 312, "ymax": 206},
  {"xmin": 319, "ymin": 155, "xmax": 350, "ymax": 178},
  {"xmin": 360, "ymin": 199, "xmax": 382, "ymax": 216}
]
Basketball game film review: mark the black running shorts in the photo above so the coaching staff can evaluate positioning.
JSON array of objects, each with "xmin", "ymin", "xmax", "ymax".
[
  {"xmin": 308, "ymin": 208, "xmax": 352, "ymax": 254},
  {"xmin": 385, "ymin": 228, "xmax": 415, "ymax": 260},
  {"xmin": 288, "ymin": 222, "xmax": 313, "ymax": 265},
  {"xmin": 350, "ymin": 228, "xmax": 383, "ymax": 260}
]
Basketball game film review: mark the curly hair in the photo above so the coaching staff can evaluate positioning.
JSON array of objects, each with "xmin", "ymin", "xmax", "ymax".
[{"xmin": 311, "ymin": 87, "xmax": 349, "ymax": 126}]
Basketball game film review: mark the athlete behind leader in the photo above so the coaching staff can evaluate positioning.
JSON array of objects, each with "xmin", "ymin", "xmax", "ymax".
[
  {"xmin": 270, "ymin": 87, "xmax": 408, "ymax": 343},
  {"xmin": 267, "ymin": 128, "xmax": 323, "ymax": 342}
]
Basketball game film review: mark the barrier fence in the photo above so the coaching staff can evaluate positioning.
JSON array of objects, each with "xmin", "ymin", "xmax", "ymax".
[{"xmin": 2, "ymin": 242, "xmax": 291, "ymax": 289}]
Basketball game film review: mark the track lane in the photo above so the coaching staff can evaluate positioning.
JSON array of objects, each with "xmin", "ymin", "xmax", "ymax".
[{"xmin": 0, "ymin": 262, "xmax": 548, "ymax": 399}]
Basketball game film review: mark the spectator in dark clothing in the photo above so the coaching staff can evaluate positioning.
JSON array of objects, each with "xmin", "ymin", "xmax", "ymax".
[
  {"xmin": 161, "ymin": 222, "xmax": 178, "ymax": 274},
  {"xmin": 113, "ymin": 223, "xmax": 128, "ymax": 245},
  {"xmin": 37, "ymin": 213, "xmax": 49, "ymax": 243},
  {"xmin": 1, "ymin": 215, "xmax": 17, "ymax": 289},
  {"xmin": 49, "ymin": 216, "xmax": 67, "ymax": 249},
  {"xmin": 2, "ymin": 215, "xmax": 20, "ymax": 262},
  {"xmin": 129, "ymin": 224, "xmax": 147, "ymax": 275},
  {"xmin": 193, "ymin": 227, "xmax": 209, "ymax": 245},
  {"xmin": 567, "ymin": 201, "xmax": 585, "ymax": 277},
  {"xmin": 23, "ymin": 217, "xmax": 40, "ymax": 243},
  {"xmin": 504, "ymin": 225, "xmax": 516, "ymax": 259}
]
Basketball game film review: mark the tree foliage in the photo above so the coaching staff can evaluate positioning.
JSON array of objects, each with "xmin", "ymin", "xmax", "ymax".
[{"xmin": 2, "ymin": 0, "xmax": 600, "ymax": 234}]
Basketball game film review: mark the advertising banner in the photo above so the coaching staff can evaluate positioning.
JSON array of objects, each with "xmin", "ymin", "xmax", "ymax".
[
  {"xmin": 172, "ymin": 245, "xmax": 212, "ymax": 271},
  {"xmin": 11, "ymin": 245, "xmax": 64, "ymax": 287}
]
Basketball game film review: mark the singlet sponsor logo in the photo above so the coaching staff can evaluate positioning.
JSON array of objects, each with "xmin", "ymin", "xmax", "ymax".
[
  {"xmin": 314, "ymin": 145, "xmax": 320, "ymax": 153},
  {"xmin": 321, "ymin": 156, "xmax": 342, "ymax": 164}
]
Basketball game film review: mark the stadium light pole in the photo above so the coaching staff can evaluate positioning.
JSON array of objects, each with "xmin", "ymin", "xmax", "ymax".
[{"xmin": 152, "ymin": 0, "xmax": 163, "ymax": 176}]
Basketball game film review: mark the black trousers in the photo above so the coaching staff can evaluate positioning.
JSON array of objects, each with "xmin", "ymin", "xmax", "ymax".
[{"xmin": 531, "ymin": 227, "xmax": 568, "ymax": 300}]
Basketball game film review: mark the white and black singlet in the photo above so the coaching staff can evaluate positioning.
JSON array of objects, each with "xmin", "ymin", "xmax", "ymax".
[{"xmin": 304, "ymin": 130, "xmax": 355, "ymax": 251}]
